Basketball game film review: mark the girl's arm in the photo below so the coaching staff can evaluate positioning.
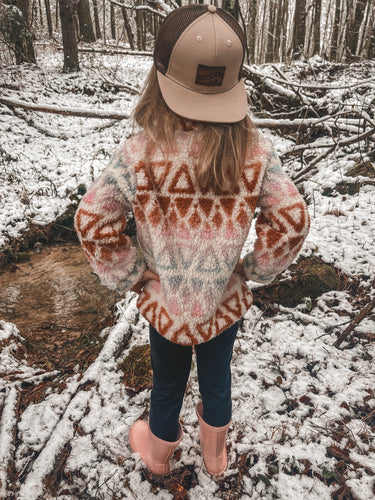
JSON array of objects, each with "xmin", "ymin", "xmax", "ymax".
[
  {"xmin": 242, "ymin": 148, "xmax": 310, "ymax": 284},
  {"xmin": 74, "ymin": 153, "xmax": 147, "ymax": 293}
]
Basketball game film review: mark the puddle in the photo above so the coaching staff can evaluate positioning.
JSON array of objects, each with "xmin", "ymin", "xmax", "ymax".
[{"xmin": 0, "ymin": 242, "xmax": 118, "ymax": 333}]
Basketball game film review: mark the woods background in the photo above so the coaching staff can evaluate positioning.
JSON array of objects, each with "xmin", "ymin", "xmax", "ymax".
[{"xmin": 0, "ymin": 0, "xmax": 374, "ymax": 72}]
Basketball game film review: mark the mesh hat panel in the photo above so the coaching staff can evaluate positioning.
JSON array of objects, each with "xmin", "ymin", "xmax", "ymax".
[{"xmin": 154, "ymin": 4, "xmax": 207, "ymax": 74}]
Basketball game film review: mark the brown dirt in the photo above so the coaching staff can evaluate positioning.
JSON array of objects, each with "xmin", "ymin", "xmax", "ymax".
[{"xmin": 0, "ymin": 242, "xmax": 118, "ymax": 371}]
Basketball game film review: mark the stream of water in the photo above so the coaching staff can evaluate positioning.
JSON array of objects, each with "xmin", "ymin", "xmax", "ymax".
[{"xmin": 0, "ymin": 243, "xmax": 117, "ymax": 333}]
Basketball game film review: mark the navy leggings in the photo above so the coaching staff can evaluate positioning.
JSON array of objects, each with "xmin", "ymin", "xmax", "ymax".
[{"xmin": 148, "ymin": 321, "xmax": 240, "ymax": 442}]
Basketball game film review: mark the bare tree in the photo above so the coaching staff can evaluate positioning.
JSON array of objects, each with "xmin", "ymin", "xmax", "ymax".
[
  {"xmin": 121, "ymin": 2, "xmax": 134, "ymax": 49},
  {"xmin": 110, "ymin": 0, "xmax": 115, "ymax": 39},
  {"xmin": 292, "ymin": 0, "xmax": 306, "ymax": 58},
  {"xmin": 347, "ymin": 0, "xmax": 367, "ymax": 58},
  {"xmin": 222, "ymin": 0, "xmax": 240, "ymax": 19},
  {"xmin": 76, "ymin": 0, "xmax": 95, "ymax": 42},
  {"xmin": 0, "ymin": 0, "xmax": 36, "ymax": 63},
  {"xmin": 247, "ymin": 0, "xmax": 257, "ymax": 62},
  {"xmin": 44, "ymin": 0, "xmax": 53, "ymax": 36},
  {"xmin": 92, "ymin": 0, "xmax": 101, "ymax": 38},
  {"xmin": 330, "ymin": 0, "xmax": 341, "ymax": 60},
  {"xmin": 313, "ymin": 0, "xmax": 322, "ymax": 55},
  {"xmin": 59, "ymin": 0, "xmax": 79, "ymax": 71}
]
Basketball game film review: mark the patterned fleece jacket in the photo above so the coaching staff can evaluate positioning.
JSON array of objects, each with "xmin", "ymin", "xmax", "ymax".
[{"xmin": 74, "ymin": 129, "xmax": 310, "ymax": 345}]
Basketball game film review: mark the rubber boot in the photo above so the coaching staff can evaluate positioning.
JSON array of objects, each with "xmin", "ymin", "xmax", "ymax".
[
  {"xmin": 129, "ymin": 420, "xmax": 182, "ymax": 475},
  {"xmin": 195, "ymin": 401, "xmax": 230, "ymax": 476}
]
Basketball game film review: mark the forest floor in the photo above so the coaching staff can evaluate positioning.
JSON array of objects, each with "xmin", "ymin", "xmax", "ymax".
[{"xmin": 0, "ymin": 42, "xmax": 374, "ymax": 499}]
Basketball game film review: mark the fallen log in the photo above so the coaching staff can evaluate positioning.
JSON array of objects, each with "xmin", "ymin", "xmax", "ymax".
[
  {"xmin": 0, "ymin": 96, "xmax": 130, "ymax": 120},
  {"xmin": 1, "ymin": 95, "xmax": 369, "ymax": 136},
  {"xmin": 243, "ymin": 64, "xmax": 375, "ymax": 92},
  {"xmin": 58, "ymin": 45, "xmax": 153, "ymax": 57}
]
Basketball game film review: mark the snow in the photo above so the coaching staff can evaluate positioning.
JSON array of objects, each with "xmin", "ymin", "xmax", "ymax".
[{"xmin": 1, "ymin": 47, "xmax": 375, "ymax": 498}]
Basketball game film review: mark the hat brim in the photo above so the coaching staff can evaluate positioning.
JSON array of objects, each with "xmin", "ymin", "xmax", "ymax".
[{"xmin": 157, "ymin": 71, "xmax": 248, "ymax": 124}]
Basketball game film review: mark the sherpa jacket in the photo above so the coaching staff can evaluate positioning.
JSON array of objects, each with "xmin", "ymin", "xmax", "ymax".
[{"xmin": 75, "ymin": 129, "xmax": 310, "ymax": 345}]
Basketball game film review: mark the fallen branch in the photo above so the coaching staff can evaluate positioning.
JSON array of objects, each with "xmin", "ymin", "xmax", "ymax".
[
  {"xmin": 292, "ymin": 127, "xmax": 375, "ymax": 183},
  {"xmin": 334, "ymin": 295, "xmax": 375, "ymax": 348},
  {"xmin": 255, "ymin": 115, "xmax": 366, "ymax": 134},
  {"xmin": 66, "ymin": 45, "xmax": 153, "ymax": 57},
  {"xmin": 108, "ymin": 0, "xmax": 168, "ymax": 17},
  {"xmin": 17, "ymin": 319, "xmax": 133, "ymax": 500},
  {"xmin": 244, "ymin": 64, "xmax": 375, "ymax": 92},
  {"xmin": 0, "ymin": 96, "xmax": 130, "ymax": 120},
  {"xmin": 11, "ymin": 107, "xmax": 70, "ymax": 139},
  {"xmin": 0, "ymin": 384, "xmax": 19, "ymax": 498}
]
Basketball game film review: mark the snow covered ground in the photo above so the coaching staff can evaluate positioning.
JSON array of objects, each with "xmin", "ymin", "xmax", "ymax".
[{"xmin": 1, "ymin": 45, "xmax": 374, "ymax": 499}]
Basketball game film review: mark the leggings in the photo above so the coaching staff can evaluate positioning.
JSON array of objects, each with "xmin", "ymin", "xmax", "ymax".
[{"xmin": 148, "ymin": 321, "xmax": 240, "ymax": 442}]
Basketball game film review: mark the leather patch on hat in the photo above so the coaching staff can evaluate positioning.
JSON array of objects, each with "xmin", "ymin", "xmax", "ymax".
[{"xmin": 195, "ymin": 64, "xmax": 226, "ymax": 86}]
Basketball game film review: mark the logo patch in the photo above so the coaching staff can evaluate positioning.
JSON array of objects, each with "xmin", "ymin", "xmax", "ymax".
[{"xmin": 195, "ymin": 64, "xmax": 226, "ymax": 86}]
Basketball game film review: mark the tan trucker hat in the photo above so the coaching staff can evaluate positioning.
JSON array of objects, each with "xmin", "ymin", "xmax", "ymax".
[{"xmin": 154, "ymin": 3, "xmax": 248, "ymax": 123}]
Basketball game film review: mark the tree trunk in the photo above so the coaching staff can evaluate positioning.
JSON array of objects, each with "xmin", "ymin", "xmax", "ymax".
[
  {"xmin": 292, "ymin": 0, "xmax": 306, "ymax": 58},
  {"xmin": 56, "ymin": 0, "xmax": 59, "ymax": 29},
  {"xmin": 110, "ymin": 1, "xmax": 115, "ymax": 40},
  {"xmin": 247, "ymin": 0, "xmax": 257, "ymax": 62},
  {"xmin": 363, "ymin": 0, "xmax": 375, "ymax": 58},
  {"xmin": 5, "ymin": 0, "xmax": 37, "ymax": 63},
  {"xmin": 92, "ymin": 0, "xmax": 101, "ymax": 39},
  {"xmin": 121, "ymin": 5, "xmax": 134, "ymax": 49},
  {"xmin": 266, "ymin": 0, "xmax": 276, "ymax": 62},
  {"xmin": 76, "ymin": 0, "xmax": 95, "ymax": 42},
  {"xmin": 59, "ymin": 0, "xmax": 79, "ymax": 72},
  {"xmin": 222, "ymin": 0, "xmax": 240, "ymax": 20},
  {"xmin": 102, "ymin": 0, "xmax": 106, "ymax": 44},
  {"xmin": 135, "ymin": 2, "xmax": 145, "ymax": 51},
  {"xmin": 347, "ymin": 0, "xmax": 367, "ymax": 57},
  {"xmin": 44, "ymin": 0, "xmax": 53, "ymax": 36},
  {"xmin": 313, "ymin": 0, "xmax": 322, "ymax": 55},
  {"xmin": 330, "ymin": 0, "xmax": 340, "ymax": 60}
]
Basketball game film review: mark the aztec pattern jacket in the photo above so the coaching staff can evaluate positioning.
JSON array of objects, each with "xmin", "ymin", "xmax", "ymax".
[{"xmin": 75, "ymin": 129, "xmax": 310, "ymax": 345}]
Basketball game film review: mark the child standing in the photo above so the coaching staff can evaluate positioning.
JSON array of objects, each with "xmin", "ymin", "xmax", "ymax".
[{"xmin": 75, "ymin": 4, "xmax": 310, "ymax": 477}]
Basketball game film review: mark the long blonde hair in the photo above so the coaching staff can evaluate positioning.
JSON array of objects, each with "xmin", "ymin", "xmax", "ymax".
[{"xmin": 134, "ymin": 66, "xmax": 258, "ymax": 195}]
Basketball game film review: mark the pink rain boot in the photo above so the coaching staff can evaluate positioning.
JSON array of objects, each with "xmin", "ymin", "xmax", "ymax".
[
  {"xmin": 129, "ymin": 420, "xmax": 182, "ymax": 475},
  {"xmin": 195, "ymin": 402, "xmax": 230, "ymax": 476}
]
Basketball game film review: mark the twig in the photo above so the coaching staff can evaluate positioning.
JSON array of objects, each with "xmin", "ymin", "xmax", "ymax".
[{"xmin": 334, "ymin": 296, "xmax": 375, "ymax": 348}]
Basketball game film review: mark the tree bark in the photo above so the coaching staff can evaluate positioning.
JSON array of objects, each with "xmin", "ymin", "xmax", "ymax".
[
  {"xmin": 292, "ymin": 0, "xmax": 306, "ymax": 58},
  {"xmin": 347, "ymin": 0, "xmax": 366, "ymax": 58},
  {"xmin": 121, "ymin": 4, "xmax": 134, "ymax": 49},
  {"xmin": 247, "ymin": 0, "xmax": 257, "ymax": 62},
  {"xmin": 59, "ymin": 0, "xmax": 80, "ymax": 72},
  {"xmin": 3, "ymin": 0, "xmax": 37, "ymax": 63},
  {"xmin": 330, "ymin": 0, "xmax": 340, "ymax": 61},
  {"xmin": 92, "ymin": 0, "xmax": 101, "ymax": 39},
  {"xmin": 76, "ymin": 0, "xmax": 95, "ymax": 42},
  {"xmin": 110, "ymin": 1, "xmax": 115, "ymax": 39},
  {"xmin": 364, "ymin": 0, "xmax": 375, "ymax": 59},
  {"xmin": 313, "ymin": 0, "xmax": 322, "ymax": 55},
  {"xmin": 222, "ymin": 0, "xmax": 240, "ymax": 20},
  {"xmin": 44, "ymin": 0, "xmax": 53, "ymax": 36},
  {"xmin": 266, "ymin": 0, "xmax": 276, "ymax": 62}
]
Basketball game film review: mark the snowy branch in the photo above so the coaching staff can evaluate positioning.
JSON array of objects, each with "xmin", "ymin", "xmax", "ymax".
[
  {"xmin": 244, "ymin": 64, "xmax": 375, "ymax": 92},
  {"xmin": 0, "ymin": 96, "xmax": 130, "ymax": 120},
  {"xmin": 108, "ymin": 0, "xmax": 168, "ymax": 18}
]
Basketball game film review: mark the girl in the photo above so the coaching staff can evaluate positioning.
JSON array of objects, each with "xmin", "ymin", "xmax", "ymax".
[{"xmin": 75, "ymin": 4, "xmax": 310, "ymax": 477}]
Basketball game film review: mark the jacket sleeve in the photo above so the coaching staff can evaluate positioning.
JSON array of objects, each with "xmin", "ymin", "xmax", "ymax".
[
  {"xmin": 242, "ymin": 147, "xmax": 310, "ymax": 284},
  {"xmin": 74, "ymin": 149, "xmax": 146, "ymax": 292}
]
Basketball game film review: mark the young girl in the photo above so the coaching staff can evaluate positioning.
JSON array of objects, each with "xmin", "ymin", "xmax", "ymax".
[{"xmin": 75, "ymin": 4, "xmax": 310, "ymax": 477}]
